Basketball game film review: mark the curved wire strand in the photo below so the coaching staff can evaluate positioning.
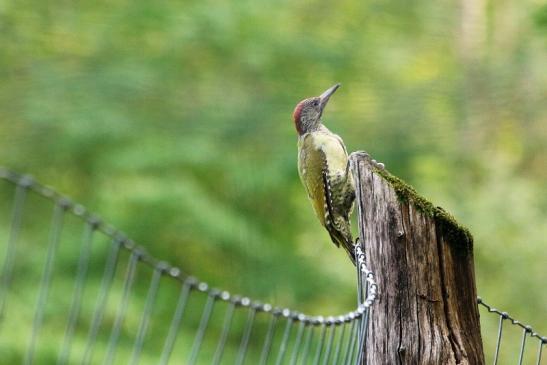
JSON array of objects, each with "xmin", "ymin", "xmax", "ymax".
[{"xmin": 2, "ymin": 166, "xmax": 545, "ymax": 364}]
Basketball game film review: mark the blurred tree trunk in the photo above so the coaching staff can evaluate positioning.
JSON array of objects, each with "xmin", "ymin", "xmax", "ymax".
[
  {"xmin": 457, "ymin": 0, "xmax": 488, "ymax": 153},
  {"xmin": 350, "ymin": 153, "xmax": 484, "ymax": 365}
]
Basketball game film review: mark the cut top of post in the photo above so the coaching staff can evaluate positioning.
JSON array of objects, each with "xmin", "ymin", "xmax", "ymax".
[{"xmin": 349, "ymin": 153, "xmax": 473, "ymax": 254}]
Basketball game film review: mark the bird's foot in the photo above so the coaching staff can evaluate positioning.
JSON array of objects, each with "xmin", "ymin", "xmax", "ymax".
[
  {"xmin": 350, "ymin": 151, "xmax": 386, "ymax": 170},
  {"xmin": 349, "ymin": 151, "xmax": 369, "ymax": 160}
]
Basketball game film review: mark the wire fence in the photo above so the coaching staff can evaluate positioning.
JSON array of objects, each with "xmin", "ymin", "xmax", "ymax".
[
  {"xmin": 0, "ymin": 167, "xmax": 544, "ymax": 364},
  {"xmin": 0, "ymin": 167, "xmax": 376, "ymax": 365},
  {"xmin": 478, "ymin": 298, "xmax": 545, "ymax": 365}
]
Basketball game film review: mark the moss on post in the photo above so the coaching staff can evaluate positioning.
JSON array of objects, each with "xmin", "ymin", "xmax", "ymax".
[
  {"xmin": 374, "ymin": 167, "xmax": 473, "ymax": 252},
  {"xmin": 350, "ymin": 153, "xmax": 484, "ymax": 365}
]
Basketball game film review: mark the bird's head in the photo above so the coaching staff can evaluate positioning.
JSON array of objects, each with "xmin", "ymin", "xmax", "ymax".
[{"xmin": 293, "ymin": 83, "xmax": 340, "ymax": 135}]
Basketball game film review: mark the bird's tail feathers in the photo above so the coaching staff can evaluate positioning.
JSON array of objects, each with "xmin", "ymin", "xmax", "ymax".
[{"xmin": 328, "ymin": 229, "xmax": 356, "ymax": 265}]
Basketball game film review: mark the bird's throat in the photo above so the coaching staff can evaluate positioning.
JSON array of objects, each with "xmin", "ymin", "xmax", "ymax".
[{"xmin": 296, "ymin": 119, "xmax": 322, "ymax": 135}]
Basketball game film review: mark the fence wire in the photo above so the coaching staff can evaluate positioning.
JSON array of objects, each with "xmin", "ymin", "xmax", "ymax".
[
  {"xmin": 0, "ymin": 167, "xmax": 376, "ymax": 364},
  {"xmin": 478, "ymin": 298, "xmax": 546, "ymax": 365},
  {"xmin": 0, "ymin": 167, "xmax": 544, "ymax": 364}
]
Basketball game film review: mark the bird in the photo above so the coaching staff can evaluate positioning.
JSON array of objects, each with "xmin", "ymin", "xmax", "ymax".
[{"xmin": 293, "ymin": 83, "xmax": 356, "ymax": 264}]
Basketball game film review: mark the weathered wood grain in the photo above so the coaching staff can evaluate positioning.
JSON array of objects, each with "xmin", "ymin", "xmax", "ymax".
[{"xmin": 350, "ymin": 153, "xmax": 484, "ymax": 365}]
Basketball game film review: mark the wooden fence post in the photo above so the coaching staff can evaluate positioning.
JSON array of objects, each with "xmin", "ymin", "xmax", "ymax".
[{"xmin": 350, "ymin": 153, "xmax": 485, "ymax": 365}]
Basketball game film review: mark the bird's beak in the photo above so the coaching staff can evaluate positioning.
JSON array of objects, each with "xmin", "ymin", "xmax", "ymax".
[{"xmin": 319, "ymin": 83, "xmax": 341, "ymax": 111}]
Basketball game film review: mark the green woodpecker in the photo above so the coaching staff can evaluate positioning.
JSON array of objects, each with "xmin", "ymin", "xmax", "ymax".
[{"xmin": 293, "ymin": 84, "xmax": 356, "ymax": 264}]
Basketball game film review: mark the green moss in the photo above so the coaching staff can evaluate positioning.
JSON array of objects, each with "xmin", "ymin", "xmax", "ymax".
[{"xmin": 374, "ymin": 167, "xmax": 473, "ymax": 253}]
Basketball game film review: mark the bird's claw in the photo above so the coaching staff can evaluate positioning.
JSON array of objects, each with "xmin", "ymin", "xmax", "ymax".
[
  {"xmin": 350, "ymin": 151, "xmax": 386, "ymax": 170},
  {"xmin": 350, "ymin": 151, "xmax": 369, "ymax": 160}
]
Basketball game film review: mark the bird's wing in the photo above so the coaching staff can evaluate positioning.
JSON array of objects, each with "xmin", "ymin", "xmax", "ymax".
[
  {"xmin": 298, "ymin": 131, "xmax": 356, "ymax": 263},
  {"xmin": 322, "ymin": 168, "xmax": 356, "ymax": 264},
  {"xmin": 298, "ymin": 135, "xmax": 328, "ymax": 226},
  {"xmin": 321, "ymin": 167, "xmax": 341, "ymax": 248}
]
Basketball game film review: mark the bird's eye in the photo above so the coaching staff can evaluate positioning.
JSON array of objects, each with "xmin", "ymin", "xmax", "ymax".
[{"xmin": 313, "ymin": 100, "xmax": 319, "ymax": 106}]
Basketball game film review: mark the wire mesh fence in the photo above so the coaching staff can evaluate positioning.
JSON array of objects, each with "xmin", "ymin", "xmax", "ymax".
[
  {"xmin": 0, "ymin": 167, "xmax": 544, "ymax": 364},
  {"xmin": 478, "ymin": 298, "xmax": 545, "ymax": 365},
  {"xmin": 0, "ymin": 168, "xmax": 375, "ymax": 364}
]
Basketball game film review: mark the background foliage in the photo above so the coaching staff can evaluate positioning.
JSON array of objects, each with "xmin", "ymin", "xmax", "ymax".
[{"xmin": 1, "ymin": 0, "xmax": 546, "ymax": 363}]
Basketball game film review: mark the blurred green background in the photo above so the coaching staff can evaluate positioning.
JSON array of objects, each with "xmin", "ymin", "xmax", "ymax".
[{"xmin": 1, "ymin": 0, "xmax": 546, "ymax": 363}]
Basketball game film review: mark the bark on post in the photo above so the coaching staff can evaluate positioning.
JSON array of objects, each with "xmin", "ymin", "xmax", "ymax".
[{"xmin": 350, "ymin": 153, "xmax": 484, "ymax": 365}]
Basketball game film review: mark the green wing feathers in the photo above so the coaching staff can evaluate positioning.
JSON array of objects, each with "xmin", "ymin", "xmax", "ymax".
[
  {"xmin": 298, "ymin": 131, "xmax": 356, "ymax": 264},
  {"xmin": 322, "ymin": 168, "xmax": 356, "ymax": 264}
]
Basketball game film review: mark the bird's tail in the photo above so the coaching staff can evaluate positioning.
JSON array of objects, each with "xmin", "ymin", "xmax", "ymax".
[
  {"xmin": 328, "ymin": 227, "xmax": 356, "ymax": 265},
  {"xmin": 341, "ymin": 235, "xmax": 356, "ymax": 266}
]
